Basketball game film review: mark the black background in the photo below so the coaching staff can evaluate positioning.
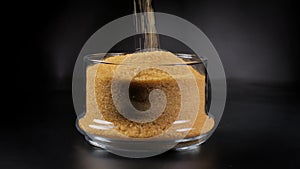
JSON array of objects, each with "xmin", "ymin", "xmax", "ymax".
[{"xmin": 2, "ymin": 0, "xmax": 300, "ymax": 169}]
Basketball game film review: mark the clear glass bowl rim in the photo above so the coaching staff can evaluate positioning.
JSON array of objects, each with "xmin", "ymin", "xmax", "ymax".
[{"xmin": 83, "ymin": 52, "xmax": 207, "ymax": 66}]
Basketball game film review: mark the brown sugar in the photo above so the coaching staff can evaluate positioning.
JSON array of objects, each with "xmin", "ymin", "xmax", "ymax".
[{"xmin": 78, "ymin": 51, "xmax": 214, "ymax": 139}]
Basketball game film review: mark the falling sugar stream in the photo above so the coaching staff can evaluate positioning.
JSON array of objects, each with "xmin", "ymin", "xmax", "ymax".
[{"xmin": 133, "ymin": 0, "xmax": 160, "ymax": 51}]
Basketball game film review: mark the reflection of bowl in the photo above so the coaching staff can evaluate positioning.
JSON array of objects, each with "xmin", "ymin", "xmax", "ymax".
[
  {"xmin": 75, "ymin": 141, "xmax": 217, "ymax": 169},
  {"xmin": 76, "ymin": 51, "xmax": 214, "ymax": 155}
]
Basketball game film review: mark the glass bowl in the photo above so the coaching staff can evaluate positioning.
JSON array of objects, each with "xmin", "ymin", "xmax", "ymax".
[{"xmin": 75, "ymin": 51, "xmax": 218, "ymax": 158}]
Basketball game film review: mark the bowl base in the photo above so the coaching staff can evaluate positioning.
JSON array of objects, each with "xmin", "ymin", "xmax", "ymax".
[{"xmin": 84, "ymin": 134, "xmax": 207, "ymax": 156}]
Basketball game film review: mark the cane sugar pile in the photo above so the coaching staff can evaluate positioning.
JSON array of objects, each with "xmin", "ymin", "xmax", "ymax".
[{"xmin": 78, "ymin": 51, "xmax": 214, "ymax": 139}]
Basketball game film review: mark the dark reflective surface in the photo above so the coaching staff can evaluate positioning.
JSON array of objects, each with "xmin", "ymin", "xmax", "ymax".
[
  {"xmin": 1, "ymin": 83, "xmax": 299, "ymax": 169},
  {"xmin": 75, "ymin": 144, "xmax": 217, "ymax": 169}
]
